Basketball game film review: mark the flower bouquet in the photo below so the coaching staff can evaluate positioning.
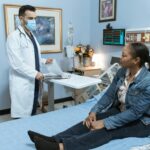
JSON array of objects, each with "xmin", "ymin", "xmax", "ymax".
[{"xmin": 74, "ymin": 44, "xmax": 94, "ymax": 67}]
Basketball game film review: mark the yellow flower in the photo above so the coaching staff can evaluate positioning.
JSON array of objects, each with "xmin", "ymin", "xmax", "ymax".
[
  {"xmin": 74, "ymin": 47, "xmax": 81, "ymax": 52},
  {"xmin": 88, "ymin": 49, "xmax": 94, "ymax": 57},
  {"xmin": 74, "ymin": 44, "xmax": 94, "ymax": 57}
]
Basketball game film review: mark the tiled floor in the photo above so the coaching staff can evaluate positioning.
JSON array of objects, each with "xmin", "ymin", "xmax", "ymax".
[{"xmin": 0, "ymin": 101, "xmax": 74, "ymax": 123}]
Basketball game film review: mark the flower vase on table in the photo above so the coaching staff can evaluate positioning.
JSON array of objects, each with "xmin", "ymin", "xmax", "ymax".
[
  {"xmin": 83, "ymin": 56, "xmax": 92, "ymax": 67},
  {"xmin": 74, "ymin": 44, "xmax": 94, "ymax": 67},
  {"xmin": 79, "ymin": 55, "xmax": 84, "ymax": 67}
]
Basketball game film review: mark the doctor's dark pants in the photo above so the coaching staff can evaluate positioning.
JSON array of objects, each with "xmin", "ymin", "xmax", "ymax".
[
  {"xmin": 53, "ymin": 108, "xmax": 150, "ymax": 150},
  {"xmin": 31, "ymin": 79, "xmax": 39, "ymax": 115},
  {"xmin": 25, "ymin": 32, "xmax": 40, "ymax": 116}
]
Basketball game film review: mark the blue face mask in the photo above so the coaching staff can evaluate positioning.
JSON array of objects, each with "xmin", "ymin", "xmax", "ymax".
[{"xmin": 26, "ymin": 19, "xmax": 36, "ymax": 31}]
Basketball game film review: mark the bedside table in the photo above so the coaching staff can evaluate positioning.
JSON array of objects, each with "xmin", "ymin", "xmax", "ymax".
[{"xmin": 73, "ymin": 66, "xmax": 102, "ymax": 76}]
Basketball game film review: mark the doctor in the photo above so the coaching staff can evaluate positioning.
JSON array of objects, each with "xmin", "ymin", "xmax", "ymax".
[{"xmin": 6, "ymin": 5, "xmax": 52, "ymax": 118}]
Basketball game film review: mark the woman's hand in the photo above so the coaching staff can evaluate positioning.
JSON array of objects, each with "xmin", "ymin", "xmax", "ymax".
[
  {"xmin": 90, "ymin": 120, "xmax": 104, "ymax": 130},
  {"xmin": 83, "ymin": 112, "xmax": 96, "ymax": 129}
]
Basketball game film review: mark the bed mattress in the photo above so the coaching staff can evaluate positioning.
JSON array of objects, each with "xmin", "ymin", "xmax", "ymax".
[{"xmin": 0, "ymin": 95, "xmax": 150, "ymax": 150}]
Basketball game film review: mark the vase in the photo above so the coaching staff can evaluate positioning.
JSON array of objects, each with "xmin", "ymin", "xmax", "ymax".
[
  {"xmin": 74, "ymin": 55, "xmax": 83, "ymax": 67},
  {"xmin": 83, "ymin": 57, "xmax": 92, "ymax": 67},
  {"xmin": 79, "ymin": 55, "xmax": 84, "ymax": 67},
  {"xmin": 74, "ymin": 56, "xmax": 92, "ymax": 67}
]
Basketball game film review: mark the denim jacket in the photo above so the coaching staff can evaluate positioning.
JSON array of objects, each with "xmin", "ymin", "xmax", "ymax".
[{"xmin": 90, "ymin": 66, "xmax": 150, "ymax": 130}]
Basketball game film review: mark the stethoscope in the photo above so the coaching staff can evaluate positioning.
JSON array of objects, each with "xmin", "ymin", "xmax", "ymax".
[{"xmin": 17, "ymin": 27, "xmax": 29, "ymax": 48}]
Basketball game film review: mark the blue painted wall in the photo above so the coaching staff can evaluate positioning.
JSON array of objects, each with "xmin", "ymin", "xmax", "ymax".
[
  {"xmin": 0, "ymin": 0, "xmax": 91, "ymax": 110},
  {"xmin": 90, "ymin": 0, "xmax": 150, "ymax": 69},
  {"xmin": 1, "ymin": 0, "xmax": 150, "ymax": 110}
]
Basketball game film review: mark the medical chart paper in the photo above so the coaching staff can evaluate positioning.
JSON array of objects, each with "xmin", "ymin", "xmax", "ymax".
[
  {"xmin": 44, "ymin": 59, "xmax": 71, "ymax": 80},
  {"xmin": 45, "ymin": 59, "xmax": 63, "ymax": 75}
]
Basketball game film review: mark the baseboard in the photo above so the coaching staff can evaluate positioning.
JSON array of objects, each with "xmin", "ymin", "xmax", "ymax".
[
  {"xmin": 0, "ymin": 109, "xmax": 10, "ymax": 115},
  {"xmin": 54, "ymin": 97, "xmax": 73, "ymax": 104},
  {"xmin": 42, "ymin": 96, "xmax": 73, "ymax": 105},
  {"xmin": 0, "ymin": 97, "xmax": 73, "ymax": 115}
]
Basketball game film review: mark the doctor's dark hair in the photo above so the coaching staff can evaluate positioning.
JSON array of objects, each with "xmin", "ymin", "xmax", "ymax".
[
  {"xmin": 129, "ymin": 42, "xmax": 150, "ymax": 68},
  {"xmin": 19, "ymin": 5, "xmax": 36, "ymax": 16}
]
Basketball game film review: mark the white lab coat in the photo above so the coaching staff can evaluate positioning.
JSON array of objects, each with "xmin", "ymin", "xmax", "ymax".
[{"xmin": 6, "ymin": 25, "xmax": 46, "ymax": 118}]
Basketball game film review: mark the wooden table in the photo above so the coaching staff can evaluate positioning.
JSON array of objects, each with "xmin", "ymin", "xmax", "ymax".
[{"xmin": 74, "ymin": 66, "xmax": 102, "ymax": 76}]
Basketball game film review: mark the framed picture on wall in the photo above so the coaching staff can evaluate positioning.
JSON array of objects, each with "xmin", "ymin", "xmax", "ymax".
[
  {"xmin": 99, "ymin": 0, "xmax": 117, "ymax": 22},
  {"xmin": 4, "ymin": 4, "xmax": 62, "ymax": 53}
]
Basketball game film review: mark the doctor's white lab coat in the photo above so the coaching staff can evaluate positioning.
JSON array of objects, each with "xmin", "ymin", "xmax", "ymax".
[{"xmin": 6, "ymin": 25, "xmax": 46, "ymax": 118}]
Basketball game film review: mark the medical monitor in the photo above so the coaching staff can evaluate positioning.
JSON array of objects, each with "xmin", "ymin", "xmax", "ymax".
[{"xmin": 103, "ymin": 29, "xmax": 125, "ymax": 46}]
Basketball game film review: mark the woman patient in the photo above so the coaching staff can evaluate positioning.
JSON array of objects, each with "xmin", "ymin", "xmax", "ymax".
[{"xmin": 28, "ymin": 42, "xmax": 150, "ymax": 150}]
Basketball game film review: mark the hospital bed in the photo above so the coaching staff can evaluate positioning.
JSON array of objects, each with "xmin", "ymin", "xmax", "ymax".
[
  {"xmin": 1, "ymin": 57, "xmax": 150, "ymax": 150},
  {"xmin": 0, "ymin": 91, "xmax": 150, "ymax": 150}
]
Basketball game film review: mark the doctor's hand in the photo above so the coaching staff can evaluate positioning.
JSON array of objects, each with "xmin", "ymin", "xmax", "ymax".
[
  {"xmin": 46, "ymin": 58, "xmax": 53, "ymax": 64},
  {"xmin": 36, "ymin": 72, "xmax": 44, "ymax": 80},
  {"xmin": 83, "ymin": 112, "xmax": 96, "ymax": 129}
]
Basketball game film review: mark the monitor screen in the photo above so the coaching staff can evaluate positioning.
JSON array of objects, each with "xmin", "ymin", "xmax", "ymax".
[{"xmin": 103, "ymin": 29, "xmax": 125, "ymax": 46}]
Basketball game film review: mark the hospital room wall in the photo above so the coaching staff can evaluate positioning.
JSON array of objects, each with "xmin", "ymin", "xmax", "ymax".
[
  {"xmin": 0, "ymin": 0, "xmax": 91, "ymax": 110},
  {"xmin": 90, "ymin": 0, "xmax": 150, "ymax": 69}
]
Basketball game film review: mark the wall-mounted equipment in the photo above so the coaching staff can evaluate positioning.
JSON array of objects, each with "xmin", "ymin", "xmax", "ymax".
[
  {"xmin": 126, "ymin": 27, "xmax": 150, "ymax": 46},
  {"xmin": 103, "ymin": 29, "xmax": 125, "ymax": 46}
]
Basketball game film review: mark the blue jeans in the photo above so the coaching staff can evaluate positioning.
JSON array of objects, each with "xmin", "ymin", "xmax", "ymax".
[{"xmin": 53, "ymin": 108, "xmax": 150, "ymax": 150}]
